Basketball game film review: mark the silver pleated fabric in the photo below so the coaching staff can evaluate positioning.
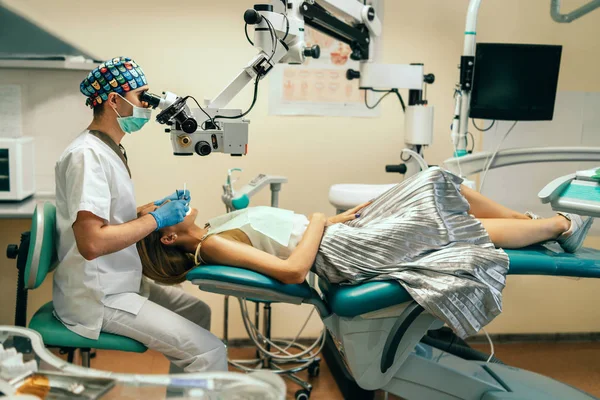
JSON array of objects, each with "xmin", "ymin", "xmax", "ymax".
[{"xmin": 314, "ymin": 167, "xmax": 509, "ymax": 338}]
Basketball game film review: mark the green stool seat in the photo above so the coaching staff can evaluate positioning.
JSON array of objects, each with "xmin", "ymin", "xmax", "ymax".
[{"xmin": 29, "ymin": 301, "xmax": 146, "ymax": 353}]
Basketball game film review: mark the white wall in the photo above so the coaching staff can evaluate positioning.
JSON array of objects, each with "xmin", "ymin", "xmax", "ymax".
[
  {"xmin": 0, "ymin": 69, "xmax": 91, "ymax": 192},
  {"xmin": 481, "ymin": 92, "xmax": 600, "ymax": 235},
  {"xmin": 1, "ymin": 0, "xmax": 600, "ymax": 338}
]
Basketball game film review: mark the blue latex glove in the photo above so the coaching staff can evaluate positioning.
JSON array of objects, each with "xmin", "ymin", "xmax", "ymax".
[
  {"xmin": 153, "ymin": 190, "xmax": 191, "ymax": 206},
  {"xmin": 149, "ymin": 200, "xmax": 189, "ymax": 230}
]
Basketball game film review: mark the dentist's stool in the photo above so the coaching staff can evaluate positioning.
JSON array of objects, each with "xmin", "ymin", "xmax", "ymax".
[{"xmin": 7, "ymin": 202, "xmax": 146, "ymax": 367}]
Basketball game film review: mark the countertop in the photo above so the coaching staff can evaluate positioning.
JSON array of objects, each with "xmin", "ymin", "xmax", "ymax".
[{"xmin": 0, "ymin": 193, "xmax": 55, "ymax": 219}]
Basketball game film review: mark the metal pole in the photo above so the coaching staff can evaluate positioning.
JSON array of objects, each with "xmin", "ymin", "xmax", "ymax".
[
  {"xmin": 254, "ymin": 302, "xmax": 261, "ymax": 333},
  {"xmin": 270, "ymin": 183, "xmax": 281, "ymax": 208},
  {"xmin": 223, "ymin": 295, "xmax": 229, "ymax": 345},
  {"xmin": 263, "ymin": 303, "xmax": 272, "ymax": 368},
  {"xmin": 81, "ymin": 349, "xmax": 91, "ymax": 368},
  {"xmin": 14, "ymin": 233, "xmax": 31, "ymax": 327}
]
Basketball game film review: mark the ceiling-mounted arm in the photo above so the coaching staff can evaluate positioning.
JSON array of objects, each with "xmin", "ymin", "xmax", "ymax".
[
  {"xmin": 299, "ymin": 0, "xmax": 381, "ymax": 61},
  {"xmin": 209, "ymin": 5, "xmax": 310, "ymax": 110},
  {"xmin": 308, "ymin": 0, "xmax": 382, "ymax": 36},
  {"xmin": 551, "ymin": 0, "xmax": 600, "ymax": 23}
]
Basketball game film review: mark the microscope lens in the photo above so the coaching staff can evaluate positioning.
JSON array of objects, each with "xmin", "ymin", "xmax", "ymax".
[{"xmin": 141, "ymin": 91, "xmax": 162, "ymax": 108}]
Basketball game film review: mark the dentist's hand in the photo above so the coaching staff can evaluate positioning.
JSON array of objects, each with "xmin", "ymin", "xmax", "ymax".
[
  {"xmin": 154, "ymin": 190, "xmax": 191, "ymax": 206},
  {"xmin": 149, "ymin": 200, "xmax": 189, "ymax": 230}
]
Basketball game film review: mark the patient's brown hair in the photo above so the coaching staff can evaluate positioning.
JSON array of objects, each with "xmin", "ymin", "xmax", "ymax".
[{"xmin": 136, "ymin": 230, "xmax": 196, "ymax": 285}]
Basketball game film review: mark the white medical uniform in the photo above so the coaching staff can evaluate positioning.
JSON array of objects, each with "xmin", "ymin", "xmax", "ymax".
[{"xmin": 54, "ymin": 131, "xmax": 226, "ymax": 371}]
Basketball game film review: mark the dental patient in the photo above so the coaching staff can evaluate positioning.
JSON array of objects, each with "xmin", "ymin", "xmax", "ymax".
[{"xmin": 137, "ymin": 168, "xmax": 593, "ymax": 338}]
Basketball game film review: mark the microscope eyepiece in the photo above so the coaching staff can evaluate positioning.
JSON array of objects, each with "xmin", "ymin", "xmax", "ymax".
[
  {"xmin": 140, "ymin": 91, "xmax": 162, "ymax": 109},
  {"xmin": 244, "ymin": 9, "xmax": 263, "ymax": 25}
]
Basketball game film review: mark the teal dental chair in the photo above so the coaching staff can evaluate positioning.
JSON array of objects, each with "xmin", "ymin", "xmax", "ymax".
[
  {"xmin": 6, "ymin": 202, "xmax": 146, "ymax": 367},
  {"xmin": 187, "ymin": 246, "xmax": 600, "ymax": 400}
]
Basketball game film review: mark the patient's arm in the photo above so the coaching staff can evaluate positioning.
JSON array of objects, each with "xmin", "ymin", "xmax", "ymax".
[{"xmin": 201, "ymin": 213, "xmax": 327, "ymax": 284}]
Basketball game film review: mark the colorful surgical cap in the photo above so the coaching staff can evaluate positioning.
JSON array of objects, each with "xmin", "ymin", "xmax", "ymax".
[{"xmin": 80, "ymin": 56, "xmax": 147, "ymax": 108}]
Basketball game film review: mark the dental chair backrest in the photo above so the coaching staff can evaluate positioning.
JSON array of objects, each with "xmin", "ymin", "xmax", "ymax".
[{"xmin": 24, "ymin": 202, "xmax": 58, "ymax": 290}]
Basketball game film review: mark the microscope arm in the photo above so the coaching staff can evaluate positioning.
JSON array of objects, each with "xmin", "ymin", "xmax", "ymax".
[{"xmin": 208, "ymin": 0, "xmax": 385, "ymax": 110}]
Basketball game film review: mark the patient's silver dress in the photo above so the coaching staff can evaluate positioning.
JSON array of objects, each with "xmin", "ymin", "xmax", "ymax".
[{"xmin": 314, "ymin": 167, "xmax": 510, "ymax": 338}]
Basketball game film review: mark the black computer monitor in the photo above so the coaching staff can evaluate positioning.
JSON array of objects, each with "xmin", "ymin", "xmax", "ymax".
[{"xmin": 469, "ymin": 43, "xmax": 562, "ymax": 121}]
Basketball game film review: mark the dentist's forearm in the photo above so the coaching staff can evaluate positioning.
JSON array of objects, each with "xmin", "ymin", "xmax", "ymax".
[
  {"xmin": 95, "ymin": 214, "xmax": 158, "ymax": 255},
  {"xmin": 73, "ymin": 212, "xmax": 157, "ymax": 260}
]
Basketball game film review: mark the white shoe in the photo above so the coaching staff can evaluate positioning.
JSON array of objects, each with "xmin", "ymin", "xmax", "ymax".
[{"xmin": 556, "ymin": 213, "xmax": 594, "ymax": 253}]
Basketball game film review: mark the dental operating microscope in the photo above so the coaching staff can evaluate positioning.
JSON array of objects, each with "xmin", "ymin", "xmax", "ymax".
[{"xmin": 141, "ymin": 0, "xmax": 436, "ymax": 177}]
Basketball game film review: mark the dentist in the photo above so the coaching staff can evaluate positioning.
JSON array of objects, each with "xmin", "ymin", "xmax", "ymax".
[{"xmin": 53, "ymin": 56, "xmax": 227, "ymax": 372}]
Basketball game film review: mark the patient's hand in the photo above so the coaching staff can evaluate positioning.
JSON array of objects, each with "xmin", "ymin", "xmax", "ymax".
[
  {"xmin": 326, "ymin": 201, "xmax": 371, "ymax": 226},
  {"xmin": 137, "ymin": 203, "xmax": 158, "ymax": 217}
]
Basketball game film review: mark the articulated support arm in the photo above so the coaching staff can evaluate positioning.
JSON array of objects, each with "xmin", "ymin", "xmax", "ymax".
[
  {"xmin": 151, "ymin": 0, "xmax": 433, "ymax": 160},
  {"xmin": 551, "ymin": 0, "xmax": 600, "ymax": 23},
  {"xmin": 209, "ymin": 4, "xmax": 311, "ymax": 110},
  {"xmin": 210, "ymin": 0, "xmax": 384, "ymax": 110}
]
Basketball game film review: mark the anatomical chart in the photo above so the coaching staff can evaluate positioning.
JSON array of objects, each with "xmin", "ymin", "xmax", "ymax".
[{"xmin": 269, "ymin": 23, "xmax": 381, "ymax": 117}]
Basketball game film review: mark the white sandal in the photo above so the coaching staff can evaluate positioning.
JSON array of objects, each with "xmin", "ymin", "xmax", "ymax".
[{"xmin": 525, "ymin": 211, "xmax": 542, "ymax": 220}]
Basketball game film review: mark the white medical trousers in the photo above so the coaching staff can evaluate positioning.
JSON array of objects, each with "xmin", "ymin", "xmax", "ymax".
[{"xmin": 101, "ymin": 281, "xmax": 227, "ymax": 372}]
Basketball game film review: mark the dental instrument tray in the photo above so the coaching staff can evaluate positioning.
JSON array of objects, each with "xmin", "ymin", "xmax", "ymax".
[
  {"xmin": 539, "ymin": 167, "xmax": 600, "ymax": 218},
  {"xmin": 0, "ymin": 326, "xmax": 286, "ymax": 399}
]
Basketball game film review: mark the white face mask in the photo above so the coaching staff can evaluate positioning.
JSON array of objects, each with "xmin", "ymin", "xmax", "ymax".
[{"xmin": 113, "ymin": 94, "xmax": 152, "ymax": 134}]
